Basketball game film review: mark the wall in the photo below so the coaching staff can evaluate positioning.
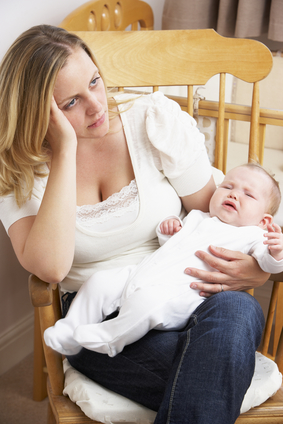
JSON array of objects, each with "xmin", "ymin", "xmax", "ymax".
[
  {"xmin": 0, "ymin": 0, "xmax": 165, "ymax": 376},
  {"xmin": 0, "ymin": 0, "xmax": 165, "ymax": 62}
]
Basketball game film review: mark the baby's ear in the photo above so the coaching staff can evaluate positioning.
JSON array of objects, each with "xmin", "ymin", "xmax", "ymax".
[{"xmin": 258, "ymin": 214, "xmax": 273, "ymax": 230}]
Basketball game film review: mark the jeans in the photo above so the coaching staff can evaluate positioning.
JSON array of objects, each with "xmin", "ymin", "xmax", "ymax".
[{"xmin": 65, "ymin": 291, "xmax": 264, "ymax": 424}]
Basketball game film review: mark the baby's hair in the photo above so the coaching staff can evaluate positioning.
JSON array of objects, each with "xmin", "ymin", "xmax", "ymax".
[{"xmin": 240, "ymin": 162, "xmax": 281, "ymax": 216}]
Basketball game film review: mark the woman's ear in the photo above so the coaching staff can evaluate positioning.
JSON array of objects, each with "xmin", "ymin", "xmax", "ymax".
[{"xmin": 258, "ymin": 214, "xmax": 273, "ymax": 230}]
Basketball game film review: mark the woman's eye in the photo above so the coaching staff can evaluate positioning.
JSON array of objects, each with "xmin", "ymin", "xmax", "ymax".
[
  {"xmin": 90, "ymin": 76, "xmax": 101, "ymax": 87},
  {"xmin": 65, "ymin": 98, "xmax": 76, "ymax": 109}
]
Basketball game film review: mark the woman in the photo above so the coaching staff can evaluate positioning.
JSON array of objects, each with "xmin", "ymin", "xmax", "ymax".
[{"xmin": 0, "ymin": 25, "xmax": 267, "ymax": 423}]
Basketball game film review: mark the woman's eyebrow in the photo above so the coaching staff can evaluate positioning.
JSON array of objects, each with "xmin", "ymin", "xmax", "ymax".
[
  {"xmin": 57, "ymin": 93, "xmax": 78, "ymax": 106},
  {"xmin": 90, "ymin": 71, "xmax": 100, "ymax": 81},
  {"xmin": 57, "ymin": 72, "xmax": 100, "ymax": 106}
]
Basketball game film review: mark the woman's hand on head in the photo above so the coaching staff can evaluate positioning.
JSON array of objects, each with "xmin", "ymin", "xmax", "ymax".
[
  {"xmin": 185, "ymin": 246, "xmax": 270, "ymax": 297},
  {"xmin": 46, "ymin": 97, "xmax": 77, "ymax": 154}
]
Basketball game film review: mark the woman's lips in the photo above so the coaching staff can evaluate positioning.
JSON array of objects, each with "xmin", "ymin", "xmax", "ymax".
[{"xmin": 88, "ymin": 113, "xmax": 106, "ymax": 128}]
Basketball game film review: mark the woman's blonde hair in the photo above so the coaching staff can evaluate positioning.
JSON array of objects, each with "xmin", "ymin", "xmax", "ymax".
[{"xmin": 0, "ymin": 24, "xmax": 109, "ymax": 207}]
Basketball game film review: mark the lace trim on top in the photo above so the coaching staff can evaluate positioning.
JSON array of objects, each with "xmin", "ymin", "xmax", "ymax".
[{"xmin": 76, "ymin": 179, "xmax": 139, "ymax": 226}]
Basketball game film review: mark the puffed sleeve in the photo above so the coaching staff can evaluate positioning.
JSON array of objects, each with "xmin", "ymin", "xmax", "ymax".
[
  {"xmin": 0, "ymin": 174, "xmax": 47, "ymax": 234},
  {"xmin": 146, "ymin": 92, "xmax": 212, "ymax": 196}
]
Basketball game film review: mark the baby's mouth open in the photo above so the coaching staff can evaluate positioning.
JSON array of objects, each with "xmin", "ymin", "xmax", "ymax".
[{"xmin": 222, "ymin": 201, "xmax": 237, "ymax": 211}]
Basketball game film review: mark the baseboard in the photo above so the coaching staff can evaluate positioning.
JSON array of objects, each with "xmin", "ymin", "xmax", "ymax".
[{"xmin": 0, "ymin": 311, "xmax": 34, "ymax": 376}]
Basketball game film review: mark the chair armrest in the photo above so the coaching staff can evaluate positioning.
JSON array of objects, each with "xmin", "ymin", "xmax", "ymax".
[
  {"xmin": 271, "ymin": 273, "xmax": 283, "ymax": 283},
  {"xmin": 29, "ymin": 274, "xmax": 57, "ymax": 307},
  {"xmin": 29, "ymin": 273, "xmax": 65, "ymax": 395}
]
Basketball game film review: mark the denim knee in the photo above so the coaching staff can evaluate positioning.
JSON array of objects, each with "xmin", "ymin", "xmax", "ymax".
[
  {"xmin": 154, "ymin": 292, "xmax": 265, "ymax": 424},
  {"xmin": 191, "ymin": 291, "xmax": 265, "ymax": 350}
]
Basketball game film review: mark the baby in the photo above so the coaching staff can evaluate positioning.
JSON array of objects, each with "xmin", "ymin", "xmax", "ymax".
[{"xmin": 44, "ymin": 163, "xmax": 283, "ymax": 357}]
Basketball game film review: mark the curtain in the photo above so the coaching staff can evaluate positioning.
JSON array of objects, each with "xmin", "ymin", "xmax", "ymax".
[{"xmin": 162, "ymin": 0, "xmax": 283, "ymax": 42}]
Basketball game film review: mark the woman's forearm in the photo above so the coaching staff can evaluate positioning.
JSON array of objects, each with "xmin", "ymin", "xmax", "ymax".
[{"xmin": 10, "ymin": 146, "xmax": 77, "ymax": 283}]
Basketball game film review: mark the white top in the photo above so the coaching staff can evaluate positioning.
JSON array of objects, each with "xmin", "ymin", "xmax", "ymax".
[
  {"xmin": 0, "ymin": 92, "xmax": 212, "ymax": 292},
  {"xmin": 76, "ymin": 179, "xmax": 139, "ymax": 232}
]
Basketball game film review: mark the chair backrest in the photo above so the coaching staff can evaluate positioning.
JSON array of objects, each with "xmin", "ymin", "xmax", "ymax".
[
  {"xmin": 73, "ymin": 29, "xmax": 272, "ymax": 172},
  {"xmin": 59, "ymin": 0, "xmax": 154, "ymax": 31}
]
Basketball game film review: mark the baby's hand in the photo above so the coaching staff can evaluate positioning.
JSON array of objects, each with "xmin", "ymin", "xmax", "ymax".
[
  {"xmin": 160, "ymin": 218, "xmax": 182, "ymax": 236},
  {"xmin": 264, "ymin": 223, "xmax": 283, "ymax": 261}
]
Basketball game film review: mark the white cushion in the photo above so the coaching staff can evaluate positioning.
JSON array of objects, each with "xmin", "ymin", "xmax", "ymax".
[
  {"xmin": 63, "ymin": 359, "xmax": 156, "ymax": 424},
  {"xmin": 240, "ymin": 352, "xmax": 282, "ymax": 413},
  {"xmin": 63, "ymin": 352, "xmax": 282, "ymax": 422}
]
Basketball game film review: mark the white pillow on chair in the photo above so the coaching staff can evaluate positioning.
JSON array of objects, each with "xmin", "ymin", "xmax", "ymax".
[
  {"xmin": 63, "ymin": 359, "xmax": 156, "ymax": 424},
  {"xmin": 63, "ymin": 352, "xmax": 282, "ymax": 423},
  {"xmin": 240, "ymin": 351, "xmax": 282, "ymax": 413}
]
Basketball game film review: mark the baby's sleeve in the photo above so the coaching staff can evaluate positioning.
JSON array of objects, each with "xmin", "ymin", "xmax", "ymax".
[
  {"xmin": 146, "ymin": 92, "xmax": 212, "ymax": 197},
  {"xmin": 248, "ymin": 229, "xmax": 283, "ymax": 274}
]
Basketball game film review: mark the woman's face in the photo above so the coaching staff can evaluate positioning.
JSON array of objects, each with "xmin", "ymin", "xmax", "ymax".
[{"xmin": 53, "ymin": 47, "xmax": 109, "ymax": 141}]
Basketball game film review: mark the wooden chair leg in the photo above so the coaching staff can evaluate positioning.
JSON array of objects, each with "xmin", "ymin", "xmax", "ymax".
[
  {"xmin": 48, "ymin": 402, "xmax": 56, "ymax": 424},
  {"xmin": 33, "ymin": 307, "xmax": 48, "ymax": 401},
  {"xmin": 273, "ymin": 283, "xmax": 283, "ymax": 356},
  {"xmin": 261, "ymin": 281, "xmax": 280, "ymax": 357}
]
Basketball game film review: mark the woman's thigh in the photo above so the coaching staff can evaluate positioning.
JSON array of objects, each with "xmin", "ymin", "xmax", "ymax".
[{"xmin": 67, "ymin": 325, "xmax": 177, "ymax": 410}]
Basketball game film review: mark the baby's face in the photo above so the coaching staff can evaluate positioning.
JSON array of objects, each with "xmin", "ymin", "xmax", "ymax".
[{"xmin": 209, "ymin": 167, "xmax": 271, "ymax": 227}]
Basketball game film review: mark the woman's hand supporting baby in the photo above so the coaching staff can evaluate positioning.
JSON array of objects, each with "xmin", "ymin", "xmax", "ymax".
[
  {"xmin": 185, "ymin": 247, "xmax": 270, "ymax": 297},
  {"xmin": 159, "ymin": 216, "xmax": 276, "ymax": 298}
]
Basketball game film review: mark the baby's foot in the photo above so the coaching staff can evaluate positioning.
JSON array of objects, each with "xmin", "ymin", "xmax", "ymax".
[{"xmin": 44, "ymin": 325, "xmax": 82, "ymax": 356}]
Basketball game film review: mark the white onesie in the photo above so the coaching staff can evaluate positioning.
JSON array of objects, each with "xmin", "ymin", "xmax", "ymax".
[{"xmin": 44, "ymin": 210, "xmax": 283, "ymax": 357}]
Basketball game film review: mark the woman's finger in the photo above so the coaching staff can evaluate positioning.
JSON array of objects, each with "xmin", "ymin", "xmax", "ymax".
[
  {"xmin": 185, "ymin": 266, "xmax": 228, "ymax": 283},
  {"xmin": 192, "ymin": 247, "xmax": 245, "ymax": 277},
  {"xmin": 205, "ymin": 245, "xmax": 244, "ymax": 261},
  {"xmin": 190, "ymin": 280, "xmax": 249, "ymax": 297},
  {"xmin": 195, "ymin": 282, "xmax": 224, "ymax": 298}
]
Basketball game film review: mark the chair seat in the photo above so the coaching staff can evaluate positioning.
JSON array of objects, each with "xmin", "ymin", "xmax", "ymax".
[
  {"xmin": 48, "ymin": 379, "xmax": 94, "ymax": 423},
  {"xmin": 62, "ymin": 353, "xmax": 282, "ymax": 423},
  {"xmin": 236, "ymin": 386, "xmax": 283, "ymax": 423},
  {"xmin": 52, "ymin": 383, "xmax": 283, "ymax": 424}
]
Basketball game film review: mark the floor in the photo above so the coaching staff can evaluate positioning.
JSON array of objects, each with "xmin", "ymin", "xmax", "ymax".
[{"xmin": 0, "ymin": 353, "xmax": 48, "ymax": 424}]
